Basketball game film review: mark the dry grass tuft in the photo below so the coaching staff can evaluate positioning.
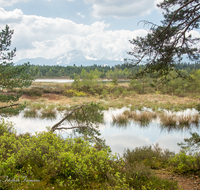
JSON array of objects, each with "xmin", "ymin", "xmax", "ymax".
[
  {"xmin": 23, "ymin": 108, "xmax": 38, "ymax": 118},
  {"xmin": 191, "ymin": 114, "xmax": 200, "ymax": 125},
  {"xmin": 131, "ymin": 111, "xmax": 156, "ymax": 126},
  {"xmin": 159, "ymin": 113, "xmax": 177, "ymax": 127},
  {"xmin": 40, "ymin": 105, "xmax": 57, "ymax": 119},
  {"xmin": 112, "ymin": 113, "xmax": 129, "ymax": 127},
  {"xmin": 178, "ymin": 115, "xmax": 192, "ymax": 127}
]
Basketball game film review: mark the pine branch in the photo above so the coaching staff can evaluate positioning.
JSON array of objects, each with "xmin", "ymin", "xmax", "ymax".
[{"xmin": 51, "ymin": 103, "xmax": 90, "ymax": 132}]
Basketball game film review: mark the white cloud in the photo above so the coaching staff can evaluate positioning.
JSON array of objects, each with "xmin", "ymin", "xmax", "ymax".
[
  {"xmin": 77, "ymin": 12, "xmax": 85, "ymax": 18},
  {"xmin": 0, "ymin": 0, "xmax": 28, "ymax": 7},
  {"xmin": 84, "ymin": 0, "xmax": 157, "ymax": 18},
  {"xmin": 0, "ymin": 0, "xmax": 74, "ymax": 6},
  {"xmin": 0, "ymin": 8, "xmax": 149, "ymax": 61},
  {"xmin": 0, "ymin": 8, "xmax": 23, "ymax": 23}
]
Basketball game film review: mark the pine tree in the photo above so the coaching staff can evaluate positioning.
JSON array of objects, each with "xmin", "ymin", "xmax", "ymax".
[
  {"xmin": 126, "ymin": 0, "xmax": 200, "ymax": 78},
  {"xmin": 0, "ymin": 25, "xmax": 37, "ymax": 115}
]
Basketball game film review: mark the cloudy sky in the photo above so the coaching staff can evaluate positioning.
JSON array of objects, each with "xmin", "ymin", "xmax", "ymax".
[{"xmin": 1, "ymin": 0, "xmax": 165, "ymax": 62}]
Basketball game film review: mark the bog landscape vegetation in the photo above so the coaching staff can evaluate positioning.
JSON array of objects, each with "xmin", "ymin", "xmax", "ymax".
[{"xmin": 1, "ymin": 0, "xmax": 200, "ymax": 189}]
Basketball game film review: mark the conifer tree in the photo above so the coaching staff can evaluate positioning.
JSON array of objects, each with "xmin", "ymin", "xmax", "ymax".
[
  {"xmin": 0, "ymin": 25, "xmax": 37, "ymax": 115},
  {"xmin": 126, "ymin": 0, "xmax": 200, "ymax": 78}
]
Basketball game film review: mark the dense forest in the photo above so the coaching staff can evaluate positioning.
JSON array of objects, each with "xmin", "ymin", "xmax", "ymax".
[{"xmin": 31, "ymin": 62, "xmax": 200, "ymax": 79}]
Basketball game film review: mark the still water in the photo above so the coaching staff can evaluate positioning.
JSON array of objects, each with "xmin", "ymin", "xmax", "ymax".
[
  {"xmin": 35, "ymin": 79, "xmax": 130, "ymax": 84},
  {"xmin": 6, "ymin": 107, "xmax": 199, "ymax": 155}
]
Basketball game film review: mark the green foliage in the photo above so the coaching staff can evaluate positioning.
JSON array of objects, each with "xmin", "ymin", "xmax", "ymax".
[
  {"xmin": 22, "ymin": 87, "xmax": 43, "ymax": 97},
  {"xmin": 63, "ymin": 89, "xmax": 87, "ymax": 97},
  {"xmin": 0, "ymin": 122, "xmax": 179, "ymax": 190},
  {"xmin": 0, "ymin": 25, "xmax": 37, "ymax": 115},
  {"xmin": 112, "ymin": 75, "xmax": 118, "ymax": 85},
  {"xmin": 0, "ymin": 119, "xmax": 16, "ymax": 136},
  {"xmin": 178, "ymin": 132, "xmax": 200, "ymax": 153},
  {"xmin": 71, "ymin": 74, "xmax": 81, "ymax": 89},
  {"xmin": 196, "ymin": 103, "xmax": 200, "ymax": 112},
  {"xmin": 0, "ymin": 130, "xmax": 128, "ymax": 189},
  {"xmin": 123, "ymin": 144, "xmax": 174, "ymax": 169},
  {"xmin": 169, "ymin": 150, "xmax": 200, "ymax": 175},
  {"xmin": 101, "ymin": 89, "xmax": 109, "ymax": 97},
  {"xmin": 126, "ymin": 0, "xmax": 200, "ymax": 78}
]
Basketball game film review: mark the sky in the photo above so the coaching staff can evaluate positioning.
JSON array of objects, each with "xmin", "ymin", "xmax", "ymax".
[{"xmin": 0, "ymin": 0, "xmax": 172, "ymax": 62}]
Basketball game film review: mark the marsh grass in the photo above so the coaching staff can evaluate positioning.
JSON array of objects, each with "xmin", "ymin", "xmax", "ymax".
[
  {"xmin": 112, "ymin": 110, "xmax": 157, "ymax": 127},
  {"xmin": 56, "ymin": 105, "xmax": 69, "ymax": 112},
  {"xmin": 159, "ymin": 112, "xmax": 200, "ymax": 131},
  {"xmin": 31, "ymin": 102, "xmax": 45, "ymax": 110},
  {"xmin": 191, "ymin": 114, "xmax": 200, "ymax": 125},
  {"xmin": 131, "ymin": 111, "xmax": 157, "ymax": 126},
  {"xmin": 112, "ymin": 113, "xmax": 129, "ymax": 127},
  {"xmin": 178, "ymin": 115, "xmax": 192, "ymax": 127},
  {"xmin": 159, "ymin": 113, "xmax": 177, "ymax": 128},
  {"xmin": 40, "ymin": 105, "xmax": 57, "ymax": 119},
  {"xmin": 23, "ymin": 108, "xmax": 38, "ymax": 118}
]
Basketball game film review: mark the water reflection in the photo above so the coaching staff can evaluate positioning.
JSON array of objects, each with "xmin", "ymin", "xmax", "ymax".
[{"xmin": 6, "ymin": 108, "xmax": 200, "ymax": 155}]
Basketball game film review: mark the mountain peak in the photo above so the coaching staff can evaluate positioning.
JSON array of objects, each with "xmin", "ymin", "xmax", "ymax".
[
  {"xmin": 53, "ymin": 49, "xmax": 86, "ymax": 65},
  {"xmin": 15, "ymin": 49, "xmax": 121, "ymax": 67}
]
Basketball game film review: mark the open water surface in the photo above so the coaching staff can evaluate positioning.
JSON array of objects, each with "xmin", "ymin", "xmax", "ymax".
[
  {"xmin": 35, "ymin": 79, "xmax": 129, "ymax": 84},
  {"xmin": 6, "ymin": 107, "xmax": 199, "ymax": 155}
]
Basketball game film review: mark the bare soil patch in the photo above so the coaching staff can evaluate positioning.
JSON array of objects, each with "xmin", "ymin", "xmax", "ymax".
[{"xmin": 156, "ymin": 169, "xmax": 200, "ymax": 190}]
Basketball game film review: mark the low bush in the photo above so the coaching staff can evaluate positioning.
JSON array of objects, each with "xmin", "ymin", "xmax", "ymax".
[
  {"xmin": 123, "ymin": 144, "xmax": 175, "ymax": 169},
  {"xmin": 169, "ymin": 151, "xmax": 200, "ymax": 175},
  {"xmin": 0, "ymin": 121, "xmax": 179, "ymax": 189},
  {"xmin": 0, "ymin": 119, "xmax": 15, "ymax": 136},
  {"xmin": 23, "ymin": 87, "xmax": 43, "ymax": 97},
  {"xmin": 63, "ymin": 89, "xmax": 87, "ymax": 97},
  {"xmin": 0, "ymin": 130, "xmax": 128, "ymax": 189}
]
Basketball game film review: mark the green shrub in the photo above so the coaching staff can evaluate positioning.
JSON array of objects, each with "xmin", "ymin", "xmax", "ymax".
[
  {"xmin": 63, "ymin": 89, "xmax": 87, "ymax": 97},
  {"xmin": 123, "ymin": 144, "xmax": 174, "ymax": 169},
  {"xmin": 196, "ymin": 103, "xmax": 200, "ymax": 112},
  {"xmin": 169, "ymin": 150, "xmax": 200, "ymax": 175},
  {"xmin": 23, "ymin": 87, "xmax": 43, "ymax": 97},
  {"xmin": 0, "ymin": 119, "xmax": 16, "ymax": 136},
  {"xmin": 0, "ymin": 126, "xmax": 179, "ymax": 189},
  {"xmin": 0, "ymin": 132, "xmax": 128, "ymax": 189},
  {"xmin": 101, "ymin": 89, "xmax": 109, "ymax": 97}
]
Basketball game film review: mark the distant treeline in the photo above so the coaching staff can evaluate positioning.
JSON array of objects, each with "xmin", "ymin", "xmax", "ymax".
[{"xmin": 29, "ymin": 62, "xmax": 200, "ymax": 79}]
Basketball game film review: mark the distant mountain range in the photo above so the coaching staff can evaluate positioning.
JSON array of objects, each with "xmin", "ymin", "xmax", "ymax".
[{"xmin": 16, "ymin": 49, "xmax": 123, "ymax": 67}]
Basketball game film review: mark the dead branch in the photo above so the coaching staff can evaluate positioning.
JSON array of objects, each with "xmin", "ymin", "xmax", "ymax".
[
  {"xmin": 52, "ymin": 125, "xmax": 88, "ymax": 131},
  {"xmin": 51, "ymin": 104, "xmax": 89, "ymax": 132},
  {"xmin": 0, "ymin": 103, "xmax": 20, "ymax": 110}
]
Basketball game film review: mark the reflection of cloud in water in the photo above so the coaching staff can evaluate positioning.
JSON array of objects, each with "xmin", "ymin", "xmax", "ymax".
[
  {"xmin": 6, "ymin": 113, "xmax": 58, "ymax": 135},
  {"xmin": 156, "ymin": 136, "xmax": 183, "ymax": 153},
  {"xmin": 103, "ymin": 134, "xmax": 151, "ymax": 155},
  {"xmin": 6, "ymin": 108, "xmax": 199, "ymax": 155}
]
